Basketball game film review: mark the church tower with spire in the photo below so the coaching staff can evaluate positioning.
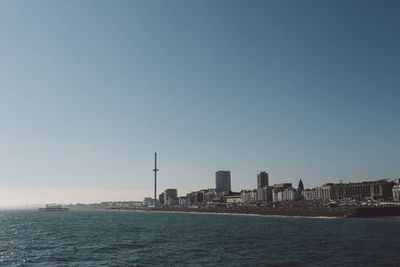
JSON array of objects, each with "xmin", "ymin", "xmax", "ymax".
[
  {"xmin": 298, "ymin": 179, "xmax": 304, "ymax": 200},
  {"xmin": 298, "ymin": 179, "xmax": 304, "ymax": 191}
]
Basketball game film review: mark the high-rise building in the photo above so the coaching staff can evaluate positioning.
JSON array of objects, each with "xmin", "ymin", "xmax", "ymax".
[
  {"xmin": 216, "ymin": 171, "xmax": 231, "ymax": 192},
  {"xmin": 164, "ymin": 189, "xmax": 178, "ymax": 205},
  {"xmin": 257, "ymin": 172, "xmax": 269, "ymax": 189}
]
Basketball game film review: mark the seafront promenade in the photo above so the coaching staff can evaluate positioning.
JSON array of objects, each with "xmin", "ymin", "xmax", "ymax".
[
  {"xmin": 147, "ymin": 206, "xmax": 355, "ymax": 217},
  {"xmin": 97, "ymin": 204, "xmax": 354, "ymax": 217},
  {"xmin": 95, "ymin": 203, "xmax": 400, "ymax": 218}
]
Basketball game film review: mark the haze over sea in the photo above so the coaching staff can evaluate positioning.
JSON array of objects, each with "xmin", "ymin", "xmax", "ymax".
[{"xmin": 1, "ymin": 210, "xmax": 399, "ymax": 266}]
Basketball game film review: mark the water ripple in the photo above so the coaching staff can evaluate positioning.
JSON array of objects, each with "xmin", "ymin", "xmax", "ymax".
[{"xmin": 0, "ymin": 210, "xmax": 399, "ymax": 265}]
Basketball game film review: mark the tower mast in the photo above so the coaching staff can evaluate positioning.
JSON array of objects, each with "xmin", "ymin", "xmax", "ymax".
[{"xmin": 153, "ymin": 152, "xmax": 159, "ymax": 207}]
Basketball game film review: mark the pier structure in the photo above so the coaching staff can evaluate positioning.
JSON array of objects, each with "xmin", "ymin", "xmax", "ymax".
[{"xmin": 153, "ymin": 152, "xmax": 159, "ymax": 207}]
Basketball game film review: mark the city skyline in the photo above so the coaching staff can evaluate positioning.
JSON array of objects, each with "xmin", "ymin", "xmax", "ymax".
[{"xmin": 1, "ymin": 0, "xmax": 400, "ymax": 206}]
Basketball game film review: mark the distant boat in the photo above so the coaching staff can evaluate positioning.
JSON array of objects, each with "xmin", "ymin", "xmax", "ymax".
[{"xmin": 39, "ymin": 204, "xmax": 69, "ymax": 211}]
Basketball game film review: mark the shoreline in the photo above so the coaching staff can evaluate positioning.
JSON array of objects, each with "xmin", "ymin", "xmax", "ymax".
[
  {"xmin": 90, "ymin": 205, "xmax": 400, "ymax": 218},
  {"xmin": 100, "ymin": 206, "xmax": 355, "ymax": 218},
  {"xmin": 133, "ymin": 209, "xmax": 341, "ymax": 219}
]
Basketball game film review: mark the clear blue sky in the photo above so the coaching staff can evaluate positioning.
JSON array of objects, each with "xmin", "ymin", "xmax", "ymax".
[{"xmin": 0, "ymin": 0, "xmax": 399, "ymax": 205}]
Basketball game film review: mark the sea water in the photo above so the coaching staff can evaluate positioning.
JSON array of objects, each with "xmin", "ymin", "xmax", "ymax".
[{"xmin": 0, "ymin": 210, "xmax": 399, "ymax": 266}]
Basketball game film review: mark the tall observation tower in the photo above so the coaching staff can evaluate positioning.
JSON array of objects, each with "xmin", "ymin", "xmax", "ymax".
[{"xmin": 153, "ymin": 152, "xmax": 159, "ymax": 207}]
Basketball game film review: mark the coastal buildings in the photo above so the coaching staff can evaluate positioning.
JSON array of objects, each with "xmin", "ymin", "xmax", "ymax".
[
  {"xmin": 178, "ymin": 189, "xmax": 216, "ymax": 207},
  {"xmin": 256, "ymin": 187, "xmax": 272, "ymax": 202},
  {"xmin": 254, "ymin": 172, "xmax": 272, "ymax": 202},
  {"xmin": 298, "ymin": 179, "xmax": 304, "ymax": 198},
  {"xmin": 256, "ymin": 188, "xmax": 266, "ymax": 202},
  {"xmin": 330, "ymin": 180, "xmax": 394, "ymax": 201},
  {"xmin": 159, "ymin": 177, "xmax": 398, "ymax": 206},
  {"xmin": 301, "ymin": 180, "xmax": 397, "ymax": 201},
  {"xmin": 271, "ymin": 183, "xmax": 304, "ymax": 202},
  {"xmin": 272, "ymin": 183, "xmax": 290, "ymax": 202},
  {"xmin": 159, "ymin": 192, "xmax": 165, "ymax": 206},
  {"xmin": 68, "ymin": 201, "xmax": 143, "ymax": 210},
  {"xmin": 216, "ymin": 171, "xmax": 231, "ymax": 192},
  {"xmin": 226, "ymin": 195, "xmax": 242, "ymax": 204},
  {"xmin": 301, "ymin": 189, "xmax": 313, "ymax": 201},
  {"xmin": 273, "ymin": 188, "xmax": 298, "ymax": 202},
  {"xmin": 393, "ymin": 185, "xmax": 400, "ymax": 201},
  {"xmin": 186, "ymin": 190, "xmax": 204, "ymax": 205},
  {"xmin": 315, "ymin": 184, "xmax": 335, "ymax": 200},
  {"xmin": 387, "ymin": 178, "xmax": 400, "ymax": 184},
  {"xmin": 164, "ymin": 189, "xmax": 178, "ymax": 206},
  {"xmin": 100, "ymin": 201, "xmax": 143, "ymax": 209},
  {"xmin": 179, "ymin": 196, "xmax": 187, "ymax": 205},
  {"xmin": 240, "ymin": 190, "xmax": 256, "ymax": 204},
  {"xmin": 143, "ymin": 197, "xmax": 154, "ymax": 207},
  {"xmin": 204, "ymin": 188, "xmax": 218, "ymax": 204},
  {"xmin": 144, "ymin": 152, "xmax": 399, "ymax": 206},
  {"xmin": 257, "ymin": 172, "xmax": 269, "ymax": 189}
]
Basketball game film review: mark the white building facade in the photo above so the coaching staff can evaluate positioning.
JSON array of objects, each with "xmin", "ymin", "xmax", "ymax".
[{"xmin": 393, "ymin": 185, "xmax": 400, "ymax": 202}]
